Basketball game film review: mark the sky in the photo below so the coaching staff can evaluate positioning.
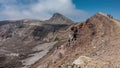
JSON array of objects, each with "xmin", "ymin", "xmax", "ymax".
[{"xmin": 0, "ymin": 0, "xmax": 120, "ymax": 22}]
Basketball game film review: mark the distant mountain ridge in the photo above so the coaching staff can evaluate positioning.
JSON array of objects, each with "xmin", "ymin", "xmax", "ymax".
[{"xmin": 0, "ymin": 13, "xmax": 74, "ymax": 26}]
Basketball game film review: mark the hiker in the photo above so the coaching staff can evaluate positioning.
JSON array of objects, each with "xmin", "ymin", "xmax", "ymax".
[{"xmin": 107, "ymin": 14, "xmax": 113, "ymax": 18}]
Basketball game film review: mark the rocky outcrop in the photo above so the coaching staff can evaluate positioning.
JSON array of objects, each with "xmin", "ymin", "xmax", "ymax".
[{"xmin": 68, "ymin": 26, "xmax": 78, "ymax": 47}]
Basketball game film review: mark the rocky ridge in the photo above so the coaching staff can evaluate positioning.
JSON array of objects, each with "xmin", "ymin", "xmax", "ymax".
[{"xmin": 32, "ymin": 12, "xmax": 120, "ymax": 68}]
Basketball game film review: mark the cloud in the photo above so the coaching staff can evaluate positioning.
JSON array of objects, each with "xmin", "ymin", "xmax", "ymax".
[{"xmin": 0, "ymin": 0, "xmax": 88, "ymax": 21}]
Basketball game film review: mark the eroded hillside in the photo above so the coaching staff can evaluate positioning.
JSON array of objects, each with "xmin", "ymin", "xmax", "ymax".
[
  {"xmin": 0, "ymin": 13, "xmax": 74, "ymax": 68},
  {"xmin": 32, "ymin": 12, "xmax": 120, "ymax": 68}
]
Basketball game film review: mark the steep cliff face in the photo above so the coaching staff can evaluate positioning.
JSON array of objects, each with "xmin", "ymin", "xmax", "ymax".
[{"xmin": 33, "ymin": 12, "xmax": 120, "ymax": 68}]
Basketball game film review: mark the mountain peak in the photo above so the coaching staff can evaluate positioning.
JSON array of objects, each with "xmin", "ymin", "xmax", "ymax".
[
  {"xmin": 84, "ymin": 12, "xmax": 120, "ymax": 33},
  {"xmin": 86, "ymin": 12, "xmax": 114, "ymax": 24},
  {"xmin": 45, "ymin": 13, "xmax": 74, "ymax": 24},
  {"xmin": 94, "ymin": 12, "xmax": 114, "ymax": 19},
  {"xmin": 51, "ymin": 13, "xmax": 67, "ymax": 20},
  {"xmin": 52, "ymin": 13, "xmax": 64, "ymax": 17}
]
